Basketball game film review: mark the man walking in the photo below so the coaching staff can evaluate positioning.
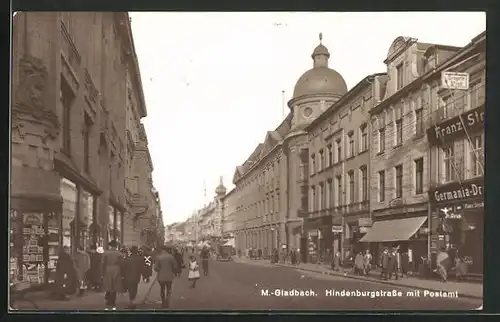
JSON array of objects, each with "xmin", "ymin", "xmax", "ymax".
[
  {"xmin": 200, "ymin": 246, "xmax": 210, "ymax": 276},
  {"xmin": 154, "ymin": 246, "xmax": 178, "ymax": 308},
  {"xmin": 121, "ymin": 246, "xmax": 144, "ymax": 308}
]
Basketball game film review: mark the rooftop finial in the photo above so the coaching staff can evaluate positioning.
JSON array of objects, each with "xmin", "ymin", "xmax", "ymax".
[{"xmin": 319, "ymin": 32, "xmax": 323, "ymax": 44}]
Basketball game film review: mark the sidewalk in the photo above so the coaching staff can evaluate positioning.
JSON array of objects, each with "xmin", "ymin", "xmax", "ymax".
[
  {"xmin": 10, "ymin": 275, "xmax": 160, "ymax": 310},
  {"xmin": 234, "ymin": 258, "xmax": 483, "ymax": 300}
]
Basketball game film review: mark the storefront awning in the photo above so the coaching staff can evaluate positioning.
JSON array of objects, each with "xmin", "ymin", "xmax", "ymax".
[{"xmin": 359, "ymin": 216, "xmax": 427, "ymax": 243}]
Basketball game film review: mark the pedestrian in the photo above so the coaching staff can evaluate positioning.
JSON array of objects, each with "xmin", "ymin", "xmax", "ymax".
[
  {"xmin": 334, "ymin": 250, "xmax": 341, "ymax": 272},
  {"xmin": 173, "ymin": 248, "xmax": 184, "ymax": 277},
  {"xmin": 400, "ymin": 250, "xmax": 409, "ymax": 278},
  {"xmin": 187, "ymin": 255, "xmax": 201, "ymax": 288},
  {"xmin": 121, "ymin": 246, "xmax": 144, "ymax": 308},
  {"xmin": 436, "ymin": 248, "xmax": 450, "ymax": 282},
  {"xmin": 142, "ymin": 247, "xmax": 153, "ymax": 283},
  {"xmin": 381, "ymin": 248, "xmax": 389, "ymax": 280},
  {"xmin": 354, "ymin": 252, "xmax": 364, "ymax": 275},
  {"xmin": 74, "ymin": 245, "xmax": 91, "ymax": 296},
  {"xmin": 87, "ymin": 245, "xmax": 103, "ymax": 291},
  {"xmin": 101, "ymin": 240, "xmax": 123, "ymax": 310},
  {"xmin": 153, "ymin": 246, "xmax": 178, "ymax": 308},
  {"xmin": 388, "ymin": 248, "xmax": 398, "ymax": 280},
  {"xmin": 200, "ymin": 246, "xmax": 210, "ymax": 276},
  {"xmin": 54, "ymin": 246, "xmax": 77, "ymax": 301},
  {"xmin": 363, "ymin": 250, "xmax": 372, "ymax": 275}
]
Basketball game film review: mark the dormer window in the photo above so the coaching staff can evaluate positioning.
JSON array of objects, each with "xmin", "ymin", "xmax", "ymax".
[{"xmin": 396, "ymin": 63, "xmax": 404, "ymax": 90}]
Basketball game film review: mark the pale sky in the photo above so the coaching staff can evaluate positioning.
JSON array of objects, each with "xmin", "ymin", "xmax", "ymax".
[{"xmin": 129, "ymin": 12, "xmax": 485, "ymax": 225}]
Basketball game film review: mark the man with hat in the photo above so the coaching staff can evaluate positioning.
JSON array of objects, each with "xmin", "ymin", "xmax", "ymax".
[
  {"xmin": 101, "ymin": 240, "xmax": 123, "ymax": 310},
  {"xmin": 153, "ymin": 245, "xmax": 178, "ymax": 308}
]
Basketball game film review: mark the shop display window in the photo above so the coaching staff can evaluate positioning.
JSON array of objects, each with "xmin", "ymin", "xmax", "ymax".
[
  {"xmin": 61, "ymin": 178, "xmax": 77, "ymax": 252},
  {"xmin": 80, "ymin": 189, "xmax": 94, "ymax": 250},
  {"xmin": 115, "ymin": 212, "xmax": 122, "ymax": 244}
]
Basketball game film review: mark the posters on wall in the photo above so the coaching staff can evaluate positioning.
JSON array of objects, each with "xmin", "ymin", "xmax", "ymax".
[{"xmin": 22, "ymin": 213, "xmax": 45, "ymax": 285}]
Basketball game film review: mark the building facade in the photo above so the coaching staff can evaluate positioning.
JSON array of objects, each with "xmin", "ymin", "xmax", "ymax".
[
  {"xmin": 302, "ymin": 73, "xmax": 387, "ymax": 262},
  {"xmin": 362, "ymin": 33, "xmax": 485, "ymax": 275},
  {"xmin": 221, "ymin": 187, "xmax": 237, "ymax": 238},
  {"xmin": 231, "ymin": 36, "xmax": 352, "ymax": 259},
  {"xmin": 10, "ymin": 12, "xmax": 161, "ymax": 287},
  {"xmin": 426, "ymin": 32, "xmax": 485, "ymax": 276}
]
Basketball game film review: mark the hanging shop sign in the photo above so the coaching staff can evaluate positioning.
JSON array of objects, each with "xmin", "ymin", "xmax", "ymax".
[
  {"xmin": 429, "ymin": 177, "xmax": 484, "ymax": 204},
  {"xmin": 427, "ymin": 105, "xmax": 484, "ymax": 145},
  {"xmin": 441, "ymin": 72, "xmax": 469, "ymax": 90},
  {"xmin": 331, "ymin": 225, "xmax": 343, "ymax": 233},
  {"xmin": 359, "ymin": 226, "xmax": 370, "ymax": 234}
]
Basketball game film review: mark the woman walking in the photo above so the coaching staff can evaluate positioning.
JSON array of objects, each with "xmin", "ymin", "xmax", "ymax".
[
  {"xmin": 187, "ymin": 256, "xmax": 200, "ymax": 289},
  {"xmin": 121, "ymin": 246, "xmax": 144, "ymax": 308},
  {"xmin": 74, "ymin": 245, "xmax": 91, "ymax": 296},
  {"xmin": 101, "ymin": 240, "xmax": 123, "ymax": 310}
]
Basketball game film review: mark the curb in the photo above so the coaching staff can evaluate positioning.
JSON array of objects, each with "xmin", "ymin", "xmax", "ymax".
[{"xmin": 274, "ymin": 264, "xmax": 483, "ymax": 301}]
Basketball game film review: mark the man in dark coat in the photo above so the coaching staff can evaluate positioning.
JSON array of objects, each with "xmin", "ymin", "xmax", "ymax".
[
  {"xmin": 121, "ymin": 246, "xmax": 144, "ymax": 308},
  {"xmin": 200, "ymin": 246, "xmax": 210, "ymax": 276},
  {"xmin": 87, "ymin": 245, "xmax": 102, "ymax": 291},
  {"xmin": 101, "ymin": 240, "xmax": 123, "ymax": 310},
  {"xmin": 381, "ymin": 248, "xmax": 390, "ymax": 280},
  {"xmin": 400, "ymin": 251, "xmax": 410, "ymax": 278},
  {"xmin": 154, "ymin": 246, "xmax": 178, "ymax": 308},
  {"xmin": 173, "ymin": 248, "xmax": 184, "ymax": 276},
  {"xmin": 54, "ymin": 246, "xmax": 76, "ymax": 300},
  {"xmin": 142, "ymin": 247, "xmax": 153, "ymax": 283},
  {"xmin": 388, "ymin": 248, "xmax": 398, "ymax": 280}
]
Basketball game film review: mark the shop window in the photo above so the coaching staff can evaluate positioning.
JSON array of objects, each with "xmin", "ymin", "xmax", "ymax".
[
  {"xmin": 80, "ymin": 189, "xmax": 94, "ymax": 249},
  {"xmin": 115, "ymin": 211, "xmax": 122, "ymax": 244},
  {"xmin": 108, "ymin": 205, "xmax": 115, "ymax": 244},
  {"xmin": 61, "ymin": 178, "xmax": 77, "ymax": 252}
]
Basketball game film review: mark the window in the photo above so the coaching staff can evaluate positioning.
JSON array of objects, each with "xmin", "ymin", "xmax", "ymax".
[
  {"xmin": 336, "ymin": 175, "xmax": 342, "ymax": 207},
  {"xmin": 348, "ymin": 171, "xmax": 355, "ymax": 204},
  {"xmin": 378, "ymin": 171, "xmax": 385, "ymax": 202},
  {"xmin": 360, "ymin": 166, "xmax": 368, "ymax": 201},
  {"xmin": 470, "ymin": 82, "xmax": 485, "ymax": 110},
  {"xmin": 319, "ymin": 149, "xmax": 324, "ymax": 171},
  {"xmin": 378, "ymin": 128, "xmax": 385, "ymax": 153},
  {"xmin": 415, "ymin": 108, "xmax": 423, "ymax": 136},
  {"xmin": 395, "ymin": 118, "xmax": 403, "ymax": 145},
  {"xmin": 348, "ymin": 132, "xmax": 355, "ymax": 157},
  {"xmin": 442, "ymin": 146, "xmax": 455, "ymax": 183},
  {"xmin": 310, "ymin": 186, "xmax": 316, "ymax": 212},
  {"xmin": 395, "ymin": 165, "xmax": 403, "ymax": 198},
  {"xmin": 327, "ymin": 144, "xmax": 333, "ymax": 167},
  {"xmin": 83, "ymin": 113, "xmax": 92, "ymax": 173},
  {"xmin": 310, "ymin": 154, "xmax": 316, "ymax": 175},
  {"xmin": 327, "ymin": 179, "xmax": 333, "ymax": 208},
  {"xmin": 335, "ymin": 139, "xmax": 342, "ymax": 163},
  {"xmin": 415, "ymin": 158, "xmax": 424, "ymax": 195},
  {"xmin": 469, "ymin": 135, "xmax": 484, "ymax": 178},
  {"xmin": 319, "ymin": 183, "xmax": 324, "ymax": 210},
  {"xmin": 360, "ymin": 124, "xmax": 368, "ymax": 152},
  {"xmin": 396, "ymin": 63, "xmax": 404, "ymax": 90},
  {"xmin": 61, "ymin": 76, "xmax": 75, "ymax": 154}
]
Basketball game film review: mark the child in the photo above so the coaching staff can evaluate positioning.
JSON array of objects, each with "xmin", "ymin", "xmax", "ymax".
[{"xmin": 188, "ymin": 256, "xmax": 200, "ymax": 288}]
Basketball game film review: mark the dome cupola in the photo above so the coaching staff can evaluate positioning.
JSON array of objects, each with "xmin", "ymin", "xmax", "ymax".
[
  {"xmin": 215, "ymin": 176, "xmax": 227, "ymax": 196},
  {"xmin": 292, "ymin": 33, "xmax": 348, "ymax": 99}
]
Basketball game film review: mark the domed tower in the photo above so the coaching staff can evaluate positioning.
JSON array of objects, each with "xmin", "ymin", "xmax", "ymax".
[
  {"xmin": 288, "ymin": 33, "xmax": 348, "ymax": 130},
  {"xmin": 215, "ymin": 176, "xmax": 227, "ymax": 197}
]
